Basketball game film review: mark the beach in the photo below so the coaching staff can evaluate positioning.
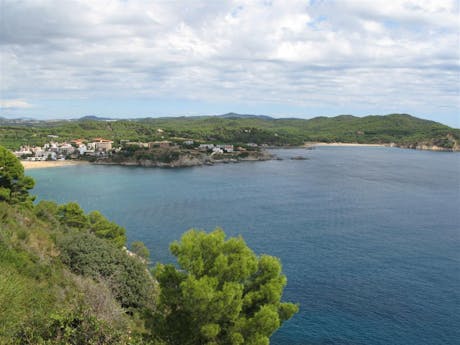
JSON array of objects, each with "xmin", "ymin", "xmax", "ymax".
[{"xmin": 21, "ymin": 160, "xmax": 90, "ymax": 170}]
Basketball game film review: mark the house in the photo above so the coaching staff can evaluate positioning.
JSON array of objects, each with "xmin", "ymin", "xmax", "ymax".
[
  {"xmin": 59, "ymin": 143, "xmax": 75, "ymax": 154},
  {"xmin": 199, "ymin": 144, "xmax": 215, "ymax": 151},
  {"xmin": 126, "ymin": 142, "xmax": 148, "ymax": 148},
  {"xmin": 77, "ymin": 144, "xmax": 88, "ymax": 155},
  {"xmin": 148, "ymin": 141, "xmax": 172, "ymax": 149},
  {"xmin": 47, "ymin": 152, "xmax": 57, "ymax": 160},
  {"xmin": 49, "ymin": 142, "xmax": 59, "ymax": 152},
  {"xmin": 223, "ymin": 145, "xmax": 234, "ymax": 153},
  {"xmin": 216, "ymin": 144, "xmax": 234, "ymax": 153},
  {"xmin": 13, "ymin": 146, "xmax": 32, "ymax": 157},
  {"xmin": 71, "ymin": 139, "xmax": 86, "ymax": 146},
  {"xmin": 32, "ymin": 147, "xmax": 46, "ymax": 157},
  {"xmin": 93, "ymin": 138, "xmax": 113, "ymax": 151}
]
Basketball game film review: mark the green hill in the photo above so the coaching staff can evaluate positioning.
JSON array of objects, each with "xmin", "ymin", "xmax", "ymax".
[
  {"xmin": 0, "ymin": 113, "xmax": 458, "ymax": 150},
  {"xmin": 0, "ymin": 146, "xmax": 156, "ymax": 344}
]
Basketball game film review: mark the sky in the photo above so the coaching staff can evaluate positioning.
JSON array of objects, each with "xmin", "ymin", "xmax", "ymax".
[{"xmin": 0, "ymin": 0, "xmax": 459, "ymax": 127}]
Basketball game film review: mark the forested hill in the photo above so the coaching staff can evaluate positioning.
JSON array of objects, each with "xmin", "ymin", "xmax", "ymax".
[{"xmin": 1, "ymin": 113, "xmax": 459, "ymax": 150}]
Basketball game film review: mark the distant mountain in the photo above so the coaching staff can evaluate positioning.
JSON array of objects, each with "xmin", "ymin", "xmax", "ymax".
[
  {"xmin": 0, "ymin": 116, "xmax": 41, "ymax": 125},
  {"xmin": 77, "ymin": 115, "xmax": 115, "ymax": 121},
  {"xmin": 217, "ymin": 112, "xmax": 274, "ymax": 120}
]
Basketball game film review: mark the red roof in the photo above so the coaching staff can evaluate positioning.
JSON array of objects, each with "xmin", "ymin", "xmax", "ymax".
[{"xmin": 93, "ymin": 138, "xmax": 113, "ymax": 142}]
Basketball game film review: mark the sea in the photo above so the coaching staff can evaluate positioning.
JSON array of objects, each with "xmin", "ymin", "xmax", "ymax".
[{"xmin": 28, "ymin": 146, "xmax": 460, "ymax": 345}]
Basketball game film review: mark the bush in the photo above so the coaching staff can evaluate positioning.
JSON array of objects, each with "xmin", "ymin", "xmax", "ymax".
[{"xmin": 59, "ymin": 232, "xmax": 156, "ymax": 310}]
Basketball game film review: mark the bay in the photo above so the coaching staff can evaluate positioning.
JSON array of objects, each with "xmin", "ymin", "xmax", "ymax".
[{"xmin": 28, "ymin": 147, "xmax": 460, "ymax": 345}]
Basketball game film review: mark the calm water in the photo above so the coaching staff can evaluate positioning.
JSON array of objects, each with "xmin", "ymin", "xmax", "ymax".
[{"xmin": 29, "ymin": 147, "xmax": 460, "ymax": 345}]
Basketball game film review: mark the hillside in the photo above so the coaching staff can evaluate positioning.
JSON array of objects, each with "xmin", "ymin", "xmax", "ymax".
[
  {"xmin": 0, "ymin": 146, "xmax": 297, "ymax": 344},
  {"xmin": 0, "ymin": 146, "xmax": 159, "ymax": 343},
  {"xmin": 0, "ymin": 202, "xmax": 152, "ymax": 344},
  {"xmin": 0, "ymin": 114, "xmax": 458, "ymax": 151}
]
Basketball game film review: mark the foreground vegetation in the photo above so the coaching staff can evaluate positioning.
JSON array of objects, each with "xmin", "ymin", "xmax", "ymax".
[
  {"xmin": 1, "ymin": 113, "xmax": 459, "ymax": 151},
  {"xmin": 0, "ymin": 146, "xmax": 298, "ymax": 344}
]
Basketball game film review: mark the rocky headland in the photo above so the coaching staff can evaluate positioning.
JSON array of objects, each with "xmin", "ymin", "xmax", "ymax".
[{"xmin": 94, "ymin": 149, "xmax": 274, "ymax": 168}]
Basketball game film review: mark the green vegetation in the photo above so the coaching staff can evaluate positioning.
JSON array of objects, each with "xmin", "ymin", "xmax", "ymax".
[
  {"xmin": 1, "ymin": 114, "xmax": 459, "ymax": 150},
  {"xmin": 0, "ymin": 146, "xmax": 297, "ymax": 344},
  {"xmin": 0, "ymin": 202, "xmax": 139, "ymax": 344},
  {"xmin": 153, "ymin": 229, "xmax": 298, "ymax": 345},
  {"xmin": 131, "ymin": 241, "xmax": 151, "ymax": 261},
  {"xmin": 59, "ymin": 232, "xmax": 155, "ymax": 310},
  {"xmin": 88, "ymin": 210, "xmax": 127, "ymax": 249},
  {"xmin": 0, "ymin": 146, "xmax": 35, "ymax": 205}
]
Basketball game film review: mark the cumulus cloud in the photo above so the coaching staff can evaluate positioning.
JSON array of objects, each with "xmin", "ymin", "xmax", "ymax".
[{"xmin": 0, "ymin": 0, "xmax": 458, "ymax": 121}]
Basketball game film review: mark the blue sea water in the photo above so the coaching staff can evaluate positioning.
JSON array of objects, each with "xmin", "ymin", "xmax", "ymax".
[{"xmin": 28, "ymin": 147, "xmax": 460, "ymax": 345}]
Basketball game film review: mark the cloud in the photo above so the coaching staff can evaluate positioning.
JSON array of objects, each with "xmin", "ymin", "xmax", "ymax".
[
  {"xmin": 0, "ymin": 0, "xmax": 458, "ymax": 120},
  {"xmin": 0, "ymin": 99, "xmax": 33, "ymax": 109}
]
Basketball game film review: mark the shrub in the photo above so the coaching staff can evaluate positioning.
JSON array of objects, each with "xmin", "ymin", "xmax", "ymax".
[{"xmin": 59, "ymin": 232, "xmax": 156, "ymax": 310}]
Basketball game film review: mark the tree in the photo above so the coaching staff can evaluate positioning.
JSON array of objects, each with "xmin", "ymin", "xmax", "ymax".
[
  {"xmin": 34, "ymin": 200, "xmax": 59, "ymax": 223},
  {"xmin": 57, "ymin": 202, "xmax": 88, "ymax": 230},
  {"xmin": 152, "ymin": 228, "xmax": 298, "ymax": 345},
  {"xmin": 88, "ymin": 210, "xmax": 127, "ymax": 248},
  {"xmin": 0, "ymin": 146, "xmax": 35, "ymax": 205},
  {"xmin": 131, "ymin": 241, "xmax": 150, "ymax": 261}
]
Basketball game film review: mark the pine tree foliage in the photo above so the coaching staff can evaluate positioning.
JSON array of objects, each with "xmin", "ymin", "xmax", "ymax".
[{"xmin": 153, "ymin": 229, "xmax": 298, "ymax": 345}]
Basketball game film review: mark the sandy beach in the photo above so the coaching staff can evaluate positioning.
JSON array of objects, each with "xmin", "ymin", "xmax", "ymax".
[{"xmin": 21, "ymin": 160, "xmax": 90, "ymax": 170}]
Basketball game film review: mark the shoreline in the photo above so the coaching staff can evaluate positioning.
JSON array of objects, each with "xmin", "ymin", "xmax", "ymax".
[
  {"xmin": 21, "ymin": 160, "xmax": 90, "ymax": 170},
  {"xmin": 304, "ymin": 142, "xmax": 387, "ymax": 147},
  {"xmin": 304, "ymin": 142, "xmax": 458, "ymax": 151},
  {"xmin": 19, "ymin": 143, "xmax": 458, "ymax": 171}
]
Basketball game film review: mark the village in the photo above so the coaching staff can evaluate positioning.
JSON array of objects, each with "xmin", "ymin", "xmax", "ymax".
[{"xmin": 12, "ymin": 134, "xmax": 262, "ymax": 162}]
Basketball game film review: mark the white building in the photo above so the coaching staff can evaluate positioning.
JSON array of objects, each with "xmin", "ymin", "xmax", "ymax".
[
  {"xmin": 59, "ymin": 143, "xmax": 75, "ymax": 154},
  {"xmin": 199, "ymin": 144, "xmax": 215, "ymax": 150},
  {"xmin": 78, "ymin": 144, "xmax": 88, "ymax": 155}
]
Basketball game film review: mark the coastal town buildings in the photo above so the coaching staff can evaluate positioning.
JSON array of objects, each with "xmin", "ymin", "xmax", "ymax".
[
  {"xmin": 199, "ymin": 144, "xmax": 234, "ymax": 153},
  {"xmin": 13, "ymin": 137, "xmax": 114, "ymax": 161},
  {"xmin": 93, "ymin": 138, "xmax": 113, "ymax": 151},
  {"xmin": 12, "ymin": 136, "xmax": 243, "ymax": 162}
]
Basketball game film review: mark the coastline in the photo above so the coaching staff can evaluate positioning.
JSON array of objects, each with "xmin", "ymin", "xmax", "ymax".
[
  {"xmin": 305, "ymin": 142, "xmax": 387, "ymax": 147},
  {"xmin": 304, "ymin": 142, "xmax": 458, "ymax": 151},
  {"xmin": 18, "ymin": 143, "xmax": 458, "ymax": 171},
  {"xmin": 94, "ymin": 151, "xmax": 274, "ymax": 168},
  {"xmin": 21, "ymin": 160, "xmax": 90, "ymax": 170}
]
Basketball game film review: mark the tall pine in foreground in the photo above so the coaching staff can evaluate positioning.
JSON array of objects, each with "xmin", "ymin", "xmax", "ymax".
[
  {"xmin": 153, "ymin": 228, "xmax": 298, "ymax": 345},
  {"xmin": 0, "ymin": 146, "xmax": 35, "ymax": 205}
]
